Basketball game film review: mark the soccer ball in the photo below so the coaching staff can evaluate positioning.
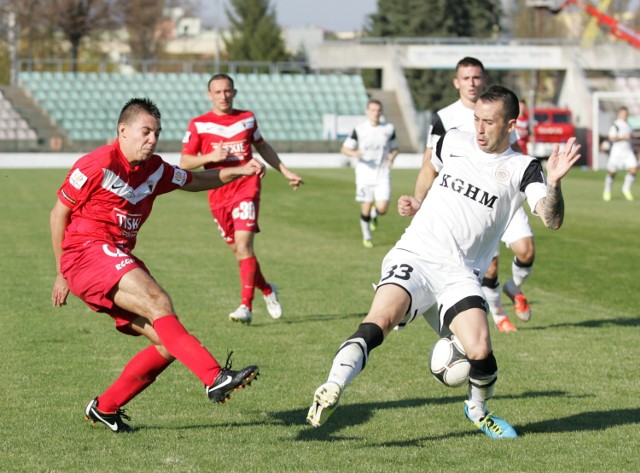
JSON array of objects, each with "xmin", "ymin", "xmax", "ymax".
[{"xmin": 429, "ymin": 335, "xmax": 470, "ymax": 388}]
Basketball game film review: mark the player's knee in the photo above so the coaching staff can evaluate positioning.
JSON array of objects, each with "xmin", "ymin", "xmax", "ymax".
[{"xmin": 468, "ymin": 352, "xmax": 498, "ymax": 386}]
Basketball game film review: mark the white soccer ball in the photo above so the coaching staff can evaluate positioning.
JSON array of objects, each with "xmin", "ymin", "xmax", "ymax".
[{"xmin": 429, "ymin": 335, "xmax": 470, "ymax": 388}]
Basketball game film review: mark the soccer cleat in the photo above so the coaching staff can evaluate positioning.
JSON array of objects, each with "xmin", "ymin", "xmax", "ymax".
[
  {"xmin": 306, "ymin": 382, "xmax": 342, "ymax": 428},
  {"xmin": 263, "ymin": 283, "xmax": 282, "ymax": 319},
  {"xmin": 206, "ymin": 352, "xmax": 259, "ymax": 403},
  {"xmin": 622, "ymin": 190, "xmax": 634, "ymax": 201},
  {"xmin": 369, "ymin": 216, "xmax": 378, "ymax": 232},
  {"xmin": 84, "ymin": 398, "xmax": 133, "ymax": 433},
  {"xmin": 603, "ymin": 191, "xmax": 612, "ymax": 202},
  {"xmin": 512, "ymin": 293, "xmax": 531, "ymax": 322},
  {"xmin": 464, "ymin": 401, "xmax": 518, "ymax": 439},
  {"xmin": 363, "ymin": 239, "xmax": 373, "ymax": 249},
  {"xmin": 229, "ymin": 304, "xmax": 252, "ymax": 324},
  {"xmin": 496, "ymin": 317, "xmax": 518, "ymax": 332}
]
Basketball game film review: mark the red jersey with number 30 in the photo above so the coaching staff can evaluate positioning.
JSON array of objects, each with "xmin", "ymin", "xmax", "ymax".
[
  {"xmin": 57, "ymin": 140, "xmax": 193, "ymax": 252},
  {"xmin": 181, "ymin": 109, "xmax": 263, "ymax": 211}
]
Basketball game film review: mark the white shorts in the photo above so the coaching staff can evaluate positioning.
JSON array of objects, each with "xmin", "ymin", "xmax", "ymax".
[
  {"xmin": 356, "ymin": 179, "xmax": 391, "ymax": 203},
  {"xmin": 377, "ymin": 248, "xmax": 487, "ymax": 334},
  {"xmin": 607, "ymin": 150, "xmax": 638, "ymax": 172}
]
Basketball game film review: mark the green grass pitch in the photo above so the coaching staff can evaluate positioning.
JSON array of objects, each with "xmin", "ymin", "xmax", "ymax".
[{"xmin": 0, "ymin": 166, "xmax": 638, "ymax": 472}]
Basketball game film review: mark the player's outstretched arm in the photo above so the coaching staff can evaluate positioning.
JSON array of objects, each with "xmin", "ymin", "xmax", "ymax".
[
  {"xmin": 254, "ymin": 140, "xmax": 304, "ymax": 190},
  {"xmin": 398, "ymin": 147, "xmax": 438, "ymax": 217},
  {"xmin": 183, "ymin": 159, "xmax": 265, "ymax": 192},
  {"xmin": 535, "ymin": 137, "xmax": 582, "ymax": 230}
]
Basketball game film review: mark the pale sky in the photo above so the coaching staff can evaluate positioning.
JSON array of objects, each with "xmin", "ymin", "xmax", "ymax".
[{"xmin": 199, "ymin": 0, "xmax": 379, "ymax": 32}]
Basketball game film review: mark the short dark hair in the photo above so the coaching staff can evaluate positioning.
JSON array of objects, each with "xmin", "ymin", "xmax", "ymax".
[
  {"xmin": 478, "ymin": 85, "xmax": 519, "ymax": 122},
  {"xmin": 208, "ymin": 73, "xmax": 235, "ymax": 90},
  {"xmin": 456, "ymin": 57, "xmax": 485, "ymax": 74},
  {"xmin": 367, "ymin": 98, "xmax": 382, "ymax": 108},
  {"xmin": 118, "ymin": 98, "xmax": 161, "ymax": 128}
]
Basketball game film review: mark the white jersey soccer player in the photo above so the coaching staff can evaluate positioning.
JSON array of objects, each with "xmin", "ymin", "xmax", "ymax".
[
  {"xmin": 341, "ymin": 99, "xmax": 399, "ymax": 248},
  {"xmin": 428, "ymin": 85, "xmax": 534, "ymax": 332},
  {"xmin": 603, "ymin": 106, "xmax": 637, "ymax": 201},
  {"xmin": 307, "ymin": 85, "xmax": 582, "ymax": 439}
]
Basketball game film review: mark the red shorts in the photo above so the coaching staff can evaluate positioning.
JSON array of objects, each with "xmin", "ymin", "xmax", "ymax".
[
  {"xmin": 60, "ymin": 240, "xmax": 148, "ymax": 335},
  {"xmin": 211, "ymin": 198, "xmax": 261, "ymax": 245}
]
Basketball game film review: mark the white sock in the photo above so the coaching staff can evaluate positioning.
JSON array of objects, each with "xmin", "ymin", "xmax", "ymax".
[
  {"xmin": 360, "ymin": 217, "xmax": 372, "ymax": 240},
  {"xmin": 511, "ymin": 258, "xmax": 533, "ymax": 288},
  {"xmin": 371, "ymin": 207, "xmax": 378, "ymax": 219},
  {"xmin": 481, "ymin": 284, "xmax": 506, "ymax": 324},
  {"xmin": 327, "ymin": 343, "xmax": 365, "ymax": 388},
  {"xmin": 622, "ymin": 172, "xmax": 636, "ymax": 193},
  {"xmin": 604, "ymin": 174, "xmax": 614, "ymax": 193}
]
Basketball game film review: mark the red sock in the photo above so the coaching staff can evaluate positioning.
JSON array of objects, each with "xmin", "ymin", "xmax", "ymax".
[
  {"xmin": 153, "ymin": 315, "xmax": 221, "ymax": 386},
  {"xmin": 97, "ymin": 345, "xmax": 173, "ymax": 412},
  {"xmin": 239, "ymin": 257, "xmax": 270, "ymax": 307}
]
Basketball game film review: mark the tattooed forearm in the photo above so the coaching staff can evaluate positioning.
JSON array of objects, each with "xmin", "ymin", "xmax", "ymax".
[{"xmin": 543, "ymin": 183, "xmax": 564, "ymax": 229}]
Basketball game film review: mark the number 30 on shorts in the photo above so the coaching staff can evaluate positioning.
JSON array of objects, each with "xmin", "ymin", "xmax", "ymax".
[
  {"xmin": 232, "ymin": 201, "xmax": 256, "ymax": 220},
  {"xmin": 380, "ymin": 264, "xmax": 414, "ymax": 282}
]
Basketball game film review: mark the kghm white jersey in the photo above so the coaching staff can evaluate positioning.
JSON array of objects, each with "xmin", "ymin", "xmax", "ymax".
[
  {"xmin": 343, "ymin": 121, "xmax": 399, "ymax": 184},
  {"xmin": 427, "ymin": 100, "xmax": 475, "ymax": 149},
  {"xmin": 397, "ymin": 130, "xmax": 546, "ymax": 277}
]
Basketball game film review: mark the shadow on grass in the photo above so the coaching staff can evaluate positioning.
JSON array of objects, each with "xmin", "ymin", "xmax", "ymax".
[
  {"xmin": 531, "ymin": 316, "xmax": 640, "ymax": 330},
  {"xmin": 521, "ymin": 407, "xmax": 640, "ymax": 435},
  {"xmin": 270, "ymin": 390, "xmax": 577, "ymax": 442}
]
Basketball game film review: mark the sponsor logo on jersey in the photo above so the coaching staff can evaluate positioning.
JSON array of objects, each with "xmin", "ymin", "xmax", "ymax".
[
  {"xmin": 69, "ymin": 168, "xmax": 88, "ymax": 190},
  {"xmin": 113, "ymin": 208, "xmax": 142, "ymax": 240},
  {"xmin": 439, "ymin": 173, "xmax": 498, "ymax": 209}
]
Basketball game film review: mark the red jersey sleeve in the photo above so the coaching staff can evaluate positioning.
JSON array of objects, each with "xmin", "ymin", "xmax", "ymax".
[
  {"xmin": 57, "ymin": 154, "xmax": 104, "ymax": 211},
  {"xmin": 181, "ymin": 119, "xmax": 202, "ymax": 156}
]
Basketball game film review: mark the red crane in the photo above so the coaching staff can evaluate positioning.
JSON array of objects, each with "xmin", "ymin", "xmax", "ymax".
[{"xmin": 530, "ymin": 0, "xmax": 640, "ymax": 48}]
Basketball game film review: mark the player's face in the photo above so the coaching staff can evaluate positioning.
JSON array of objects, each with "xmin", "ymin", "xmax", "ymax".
[
  {"xmin": 208, "ymin": 78, "xmax": 236, "ymax": 114},
  {"xmin": 119, "ymin": 111, "xmax": 161, "ymax": 165},
  {"xmin": 366, "ymin": 102, "xmax": 383, "ymax": 125},
  {"xmin": 453, "ymin": 65, "xmax": 486, "ymax": 107},
  {"xmin": 474, "ymin": 99, "xmax": 515, "ymax": 154}
]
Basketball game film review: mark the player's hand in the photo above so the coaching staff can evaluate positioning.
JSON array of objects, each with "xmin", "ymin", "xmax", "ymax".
[
  {"xmin": 52, "ymin": 274, "xmax": 69, "ymax": 307},
  {"xmin": 283, "ymin": 169, "xmax": 304, "ymax": 191},
  {"xmin": 546, "ymin": 137, "xmax": 582, "ymax": 186},
  {"xmin": 398, "ymin": 195, "xmax": 421, "ymax": 217},
  {"xmin": 242, "ymin": 159, "xmax": 266, "ymax": 178},
  {"xmin": 210, "ymin": 140, "xmax": 230, "ymax": 163}
]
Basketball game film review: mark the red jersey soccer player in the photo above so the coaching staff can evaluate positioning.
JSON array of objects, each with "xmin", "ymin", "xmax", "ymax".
[
  {"xmin": 181, "ymin": 73, "xmax": 303, "ymax": 324},
  {"xmin": 51, "ymin": 98, "xmax": 264, "ymax": 433}
]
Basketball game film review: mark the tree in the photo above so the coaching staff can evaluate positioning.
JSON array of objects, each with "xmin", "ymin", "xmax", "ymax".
[
  {"xmin": 115, "ymin": 0, "xmax": 169, "ymax": 63},
  {"xmin": 52, "ymin": 0, "xmax": 116, "ymax": 72},
  {"xmin": 367, "ymin": 0, "xmax": 504, "ymax": 112},
  {"xmin": 223, "ymin": 0, "xmax": 288, "ymax": 62}
]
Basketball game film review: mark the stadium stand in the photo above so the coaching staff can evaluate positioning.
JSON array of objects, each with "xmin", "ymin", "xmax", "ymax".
[
  {"xmin": 18, "ymin": 71, "xmax": 370, "ymax": 145},
  {"xmin": 0, "ymin": 91, "xmax": 38, "ymax": 143}
]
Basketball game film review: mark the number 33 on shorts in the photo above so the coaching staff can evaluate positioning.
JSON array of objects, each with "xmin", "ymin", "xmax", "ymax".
[{"xmin": 380, "ymin": 263, "xmax": 414, "ymax": 282}]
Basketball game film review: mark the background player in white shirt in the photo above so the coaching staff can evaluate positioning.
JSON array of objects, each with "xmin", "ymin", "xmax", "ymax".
[
  {"xmin": 603, "ymin": 106, "xmax": 637, "ymax": 201},
  {"xmin": 306, "ymin": 86, "xmax": 581, "ymax": 439},
  {"xmin": 341, "ymin": 99, "xmax": 399, "ymax": 248},
  {"xmin": 420, "ymin": 57, "xmax": 534, "ymax": 333}
]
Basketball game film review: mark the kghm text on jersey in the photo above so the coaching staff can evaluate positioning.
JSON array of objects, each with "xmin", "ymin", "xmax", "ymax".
[{"xmin": 439, "ymin": 174, "xmax": 498, "ymax": 208}]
